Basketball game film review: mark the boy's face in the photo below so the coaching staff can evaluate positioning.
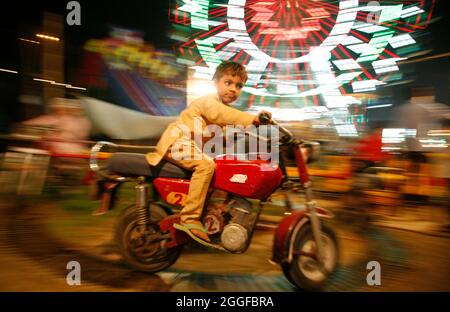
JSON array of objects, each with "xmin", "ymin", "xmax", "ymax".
[{"xmin": 214, "ymin": 72, "xmax": 245, "ymax": 105}]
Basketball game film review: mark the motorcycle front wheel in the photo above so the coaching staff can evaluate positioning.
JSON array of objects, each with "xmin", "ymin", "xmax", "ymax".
[
  {"xmin": 115, "ymin": 203, "xmax": 182, "ymax": 273},
  {"xmin": 283, "ymin": 223, "xmax": 338, "ymax": 291}
]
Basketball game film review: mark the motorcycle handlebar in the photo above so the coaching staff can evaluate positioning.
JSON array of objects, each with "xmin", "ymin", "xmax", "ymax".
[
  {"xmin": 258, "ymin": 112, "xmax": 271, "ymax": 124},
  {"xmin": 259, "ymin": 112, "xmax": 295, "ymax": 140},
  {"xmin": 271, "ymin": 119, "xmax": 295, "ymax": 140}
]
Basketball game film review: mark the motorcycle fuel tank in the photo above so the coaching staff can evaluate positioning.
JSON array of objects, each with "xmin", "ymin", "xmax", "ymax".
[
  {"xmin": 212, "ymin": 157, "xmax": 283, "ymax": 200},
  {"xmin": 153, "ymin": 157, "xmax": 283, "ymax": 206}
]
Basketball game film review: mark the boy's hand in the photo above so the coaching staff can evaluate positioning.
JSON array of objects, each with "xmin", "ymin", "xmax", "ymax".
[{"xmin": 253, "ymin": 110, "xmax": 272, "ymax": 126}]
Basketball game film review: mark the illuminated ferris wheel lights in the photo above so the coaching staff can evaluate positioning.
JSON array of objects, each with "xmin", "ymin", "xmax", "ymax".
[
  {"xmin": 171, "ymin": 0, "xmax": 435, "ymax": 135},
  {"xmin": 332, "ymin": 59, "xmax": 361, "ymax": 71},
  {"xmin": 388, "ymin": 34, "xmax": 416, "ymax": 48},
  {"xmin": 401, "ymin": 6, "xmax": 424, "ymax": 18},
  {"xmin": 372, "ymin": 58, "xmax": 405, "ymax": 75},
  {"xmin": 352, "ymin": 79, "xmax": 386, "ymax": 93}
]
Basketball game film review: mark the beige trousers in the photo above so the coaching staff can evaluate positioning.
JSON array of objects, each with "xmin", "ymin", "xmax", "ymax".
[{"xmin": 165, "ymin": 136, "xmax": 215, "ymax": 224}]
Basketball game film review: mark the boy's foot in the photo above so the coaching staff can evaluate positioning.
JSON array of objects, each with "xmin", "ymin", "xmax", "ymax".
[
  {"xmin": 174, "ymin": 221, "xmax": 211, "ymax": 243},
  {"xmin": 173, "ymin": 221, "xmax": 228, "ymax": 252}
]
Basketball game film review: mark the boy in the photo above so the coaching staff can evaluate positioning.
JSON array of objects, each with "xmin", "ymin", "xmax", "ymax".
[{"xmin": 146, "ymin": 61, "xmax": 271, "ymax": 243}]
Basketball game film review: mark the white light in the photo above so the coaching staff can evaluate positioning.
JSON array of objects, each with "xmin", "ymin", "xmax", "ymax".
[
  {"xmin": 323, "ymin": 95, "xmax": 359, "ymax": 108},
  {"xmin": 330, "ymin": 21, "xmax": 354, "ymax": 36},
  {"xmin": 352, "ymin": 80, "xmax": 385, "ymax": 93},
  {"xmin": 347, "ymin": 43, "xmax": 376, "ymax": 54},
  {"xmin": 228, "ymin": 0, "xmax": 246, "ymax": 5},
  {"xmin": 33, "ymin": 77, "xmax": 86, "ymax": 90},
  {"xmin": 428, "ymin": 130, "xmax": 450, "ymax": 137},
  {"xmin": 51, "ymin": 81, "xmax": 68, "ymax": 87},
  {"xmin": 66, "ymin": 85, "xmax": 87, "ymax": 91},
  {"xmin": 36, "ymin": 33, "xmax": 60, "ymax": 41},
  {"xmin": 276, "ymin": 83, "xmax": 298, "ymax": 95},
  {"xmin": 335, "ymin": 72, "xmax": 362, "ymax": 84},
  {"xmin": 322, "ymin": 34, "xmax": 348, "ymax": 47},
  {"xmin": 419, "ymin": 138, "xmax": 448, "ymax": 148},
  {"xmin": 0, "ymin": 68, "xmax": 18, "ymax": 74},
  {"xmin": 33, "ymin": 78, "xmax": 55, "ymax": 83},
  {"xmin": 422, "ymin": 144, "xmax": 448, "ymax": 148},
  {"xmin": 333, "ymin": 59, "xmax": 361, "ymax": 70},
  {"xmin": 382, "ymin": 128, "xmax": 417, "ymax": 144},
  {"xmin": 340, "ymin": 36, "xmax": 363, "ymax": 45},
  {"xmin": 178, "ymin": 0, "xmax": 202, "ymax": 14},
  {"xmin": 187, "ymin": 79, "xmax": 217, "ymax": 100},
  {"xmin": 367, "ymin": 104, "xmax": 393, "ymax": 109},
  {"xmin": 312, "ymin": 124, "xmax": 329, "ymax": 129},
  {"xmin": 228, "ymin": 18, "xmax": 246, "ymax": 31},
  {"xmin": 388, "ymin": 34, "xmax": 415, "ymax": 48},
  {"xmin": 401, "ymin": 6, "xmax": 424, "ymax": 18},
  {"xmin": 227, "ymin": 5, "xmax": 244, "ymax": 19},
  {"xmin": 372, "ymin": 58, "xmax": 405, "ymax": 74},
  {"xmin": 248, "ymin": 106, "xmax": 330, "ymax": 122},
  {"xmin": 353, "ymin": 23, "xmax": 388, "ymax": 34},
  {"xmin": 336, "ymin": 11, "xmax": 357, "ymax": 23},
  {"xmin": 18, "ymin": 38, "xmax": 40, "ymax": 44},
  {"xmin": 340, "ymin": 0, "xmax": 359, "ymax": 10},
  {"xmin": 335, "ymin": 124, "xmax": 359, "ymax": 137}
]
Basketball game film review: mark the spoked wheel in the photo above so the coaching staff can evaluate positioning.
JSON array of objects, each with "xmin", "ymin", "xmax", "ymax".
[
  {"xmin": 115, "ymin": 204, "xmax": 182, "ymax": 273},
  {"xmin": 283, "ymin": 223, "xmax": 338, "ymax": 291}
]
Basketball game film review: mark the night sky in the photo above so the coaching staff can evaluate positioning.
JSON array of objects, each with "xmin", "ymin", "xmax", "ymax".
[
  {"xmin": 0, "ymin": 1, "xmax": 448, "ymax": 66},
  {"xmin": 0, "ymin": 0, "xmax": 171, "ymax": 44},
  {"xmin": 0, "ymin": 0, "xmax": 172, "ymax": 70}
]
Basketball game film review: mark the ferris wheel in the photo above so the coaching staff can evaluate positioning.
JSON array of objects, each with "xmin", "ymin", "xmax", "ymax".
[{"xmin": 170, "ymin": 0, "xmax": 436, "ymax": 133}]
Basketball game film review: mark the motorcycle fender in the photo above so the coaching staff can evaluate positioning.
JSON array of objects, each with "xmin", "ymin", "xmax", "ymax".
[
  {"xmin": 272, "ymin": 210, "xmax": 308, "ymax": 264},
  {"xmin": 272, "ymin": 207, "xmax": 334, "ymax": 264}
]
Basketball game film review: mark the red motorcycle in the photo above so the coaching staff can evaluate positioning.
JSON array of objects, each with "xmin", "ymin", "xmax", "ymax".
[{"xmin": 90, "ymin": 117, "xmax": 338, "ymax": 291}]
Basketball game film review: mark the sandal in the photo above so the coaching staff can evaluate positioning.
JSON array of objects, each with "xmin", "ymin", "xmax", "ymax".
[{"xmin": 173, "ymin": 222, "xmax": 215, "ymax": 247}]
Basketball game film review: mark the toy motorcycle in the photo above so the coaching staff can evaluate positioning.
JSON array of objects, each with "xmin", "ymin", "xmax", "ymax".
[{"xmin": 89, "ymin": 115, "xmax": 338, "ymax": 291}]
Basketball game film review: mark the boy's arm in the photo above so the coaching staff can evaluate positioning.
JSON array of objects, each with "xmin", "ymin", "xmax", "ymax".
[{"xmin": 198, "ymin": 96, "xmax": 256, "ymax": 127}]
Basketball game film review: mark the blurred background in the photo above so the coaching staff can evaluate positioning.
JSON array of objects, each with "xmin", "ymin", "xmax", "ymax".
[{"xmin": 0, "ymin": 0, "xmax": 448, "ymax": 291}]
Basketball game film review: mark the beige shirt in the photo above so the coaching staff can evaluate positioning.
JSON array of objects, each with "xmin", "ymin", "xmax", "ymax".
[{"xmin": 146, "ymin": 93, "xmax": 255, "ymax": 165}]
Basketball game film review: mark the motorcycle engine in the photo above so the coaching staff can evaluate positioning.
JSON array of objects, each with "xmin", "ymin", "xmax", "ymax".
[{"xmin": 221, "ymin": 205, "xmax": 252, "ymax": 253}]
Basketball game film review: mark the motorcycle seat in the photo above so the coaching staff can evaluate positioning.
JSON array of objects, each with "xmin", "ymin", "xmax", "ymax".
[{"xmin": 107, "ymin": 152, "xmax": 192, "ymax": 179}]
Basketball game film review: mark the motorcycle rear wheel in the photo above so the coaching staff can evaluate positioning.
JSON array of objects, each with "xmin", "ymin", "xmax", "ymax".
[
  {"xmin": 284, "ymin": 223, "xmax": 338, "ymax": 291},
  {"xmin": 115, "ymin": 204, "xmax": 182, "ymax": 273}
]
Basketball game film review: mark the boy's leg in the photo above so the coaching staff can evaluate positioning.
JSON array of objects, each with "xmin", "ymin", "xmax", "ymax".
[
  {"xmin": 178, "ymin": 159, "xmax": 215, "ymax": 223},
  {"xmin": 165, "ymin": 140, "xmax": 216, "ymax": 241}
]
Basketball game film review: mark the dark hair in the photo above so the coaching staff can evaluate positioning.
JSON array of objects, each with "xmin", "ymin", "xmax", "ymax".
[{"xmin": 212, "ymin": 61, "xmax": 248, "ymax": 82}]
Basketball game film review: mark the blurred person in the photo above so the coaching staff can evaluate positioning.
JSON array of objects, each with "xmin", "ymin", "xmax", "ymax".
[
  {"xmin": 392, "ymin": 87, "xmax": 449, "ymax": 202},
  {"xmin": 23, "ymin": 97, "xmax": 91, "ymax": 155},
  {"xmin": 23, "ymin": 97, "xmax": 92, "ymax": 187},
  {"xmin": 439, "ymin": 119, "xmax": 450, "ymax": 228},
  {"xmin": 351, "ymin": 123, "xmax": 386, "ymax": 174},
  {"xmin": 341, "ymin": 123, "xmax": 389, "ymax": 231},
  {"xmin": 116, "ymin": 61, "xmax": 271, "ymax": 243},
  {"xmin": 392, "ymin": 87, "xmax": 448, "ymax": 166}
]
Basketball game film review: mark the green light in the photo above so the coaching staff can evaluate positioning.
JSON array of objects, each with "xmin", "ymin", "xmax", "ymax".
[
  {"xmin": 357, "ymin": 32, "xmax": 394, "ymax": 62},
  {"xmin": 191, "ymin": 0, "xmax": 210, "ymax": 30},
  {"xmin": 196, "ymin": 39, "xmax": 222, "ymax": 65},
  {"xmin": 379, "ymin": 4, "xmax": 403, "ymax": 23}
]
